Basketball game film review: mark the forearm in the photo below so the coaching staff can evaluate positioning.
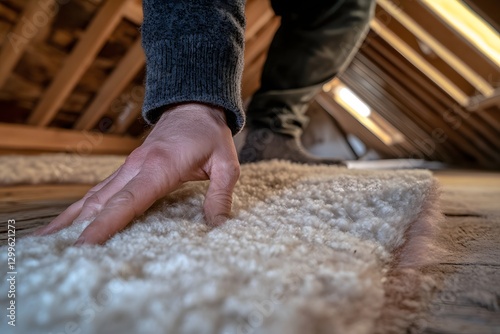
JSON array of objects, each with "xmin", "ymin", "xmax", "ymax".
[{"xmin": 141, "ymin": 0, "xmax": 246, "ymax": 135}]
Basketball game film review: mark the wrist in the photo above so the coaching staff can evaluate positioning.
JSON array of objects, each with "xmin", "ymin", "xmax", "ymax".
[{"xmin": 158, "ymin": 103, "xmax": 229, "ymax": 130}]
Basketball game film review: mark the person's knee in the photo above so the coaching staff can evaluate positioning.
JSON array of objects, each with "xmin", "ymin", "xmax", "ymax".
[
  {"xmin": 338, "ymin": 0, "xmax": 375, "ymax": 27},
  {"xmin": 276, "ymin": 0, "xmax": 375, "ymax": 30},
  {"xmin": 355, "ymin": 0, "xmax": 376, "ymax": 24}
]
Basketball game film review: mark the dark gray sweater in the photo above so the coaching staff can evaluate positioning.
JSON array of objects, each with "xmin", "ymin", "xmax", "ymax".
[{"xmin": 141, "ymin": 0, "xmax": 246, "ymax": 135}]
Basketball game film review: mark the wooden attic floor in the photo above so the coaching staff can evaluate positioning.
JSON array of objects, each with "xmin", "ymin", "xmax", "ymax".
[{"xmin": 1, "ymin": 169, "xmax": 499, "ymax": 333}]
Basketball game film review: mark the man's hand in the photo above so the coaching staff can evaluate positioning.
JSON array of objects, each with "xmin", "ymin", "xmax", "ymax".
[{"xmin": 33, "ymin": 103, "xmax": 240, "ymax": 245}]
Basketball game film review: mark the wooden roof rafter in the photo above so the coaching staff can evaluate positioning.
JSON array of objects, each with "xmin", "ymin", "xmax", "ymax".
[
  {"xmin": 74, "ymin": 39, "xmax": 145, "ymax": 131},
  {"xmin": 27, "ymin": 0, "xmax": 132, "ymax": 127},
  {"xmin": 370, "ymin": 18, "xmax": 470, "ymax": 107},
  {"xmin": 0, "ymin": 122, "xmax": 141, "ymax": 154},
  {"xmin": 377, "ymin": 0, "xmax": 494, "ymax": 98},
  {"xmin": 0, "ymin": 0, "xmax": 57, "ymax": 90},
  {"xmin": 361, "ymin": 42, "xmax": 497, "ymax": 162}
]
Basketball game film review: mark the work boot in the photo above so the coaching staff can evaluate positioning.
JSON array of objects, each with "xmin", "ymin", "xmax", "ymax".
[{"xmin": 239, "ymin": 127, "xmax": 345, "ymax": 165}]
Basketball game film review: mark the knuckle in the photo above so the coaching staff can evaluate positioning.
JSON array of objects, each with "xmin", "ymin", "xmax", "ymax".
[
  {"xmin": 220, "ymin": 161, "xmax": 241, "ymax": 180},
  {"xmin": 86, "ymin": 187, "xmax": 99, "ymax": 196},
  {"xmin": 110, "ymin": 190, "xmax": 136, "ymax": 207},
  {"xmin": 83, "ymin": 194, "xmax": 102, "ymax": 210},
  {"xmin": 124, "ymin": 148, "xmax": 145, "ymax": 166},
  {"xmin": 145, "ymin": 145, "xmax": 169, "ymax": 159},
  {"xmin": 84, "ymin": 186, "xmax": 102, "ymax": 200}
]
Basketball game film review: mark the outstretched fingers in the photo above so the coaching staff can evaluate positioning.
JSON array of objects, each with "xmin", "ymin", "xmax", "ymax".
[
  {"xmin": 32, "ymin": 167, "xmax": 123, "ymax": 236},
  {"xmin": 74, "ymin": 170, "xmax": 179, "ymax": 245},
  {"xmin": 70, "ymin": 166, "xmax": 139, "ymax": 226}
]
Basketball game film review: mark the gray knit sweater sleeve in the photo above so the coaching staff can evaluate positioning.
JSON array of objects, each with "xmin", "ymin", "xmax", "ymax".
[{"xmin": 141, "ymin": 0, "xmax": 246, "ymax": 135}]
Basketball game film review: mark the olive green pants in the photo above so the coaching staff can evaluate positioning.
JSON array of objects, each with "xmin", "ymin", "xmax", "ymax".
[{"xmin": 246, "ymin": 0, "xmax": 375, "ymax": 136}]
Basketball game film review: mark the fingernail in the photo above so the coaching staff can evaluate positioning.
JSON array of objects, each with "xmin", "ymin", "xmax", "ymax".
[
  {"xmin": 73, "ymin": 237, "xmax": 86, "ymax": 246},
  {"xmin": 210, "ymin": 215, "xmax": 230, "ymax": 227}
]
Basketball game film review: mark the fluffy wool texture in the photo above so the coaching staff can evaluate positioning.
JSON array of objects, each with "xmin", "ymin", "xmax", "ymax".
[
  {"xmin": 0, "ymin": 155, "xmax": 443, "ymax": 334},
  {"xmin": 0, "ymin": 154, "xmax": 125, "ymax": 184}
]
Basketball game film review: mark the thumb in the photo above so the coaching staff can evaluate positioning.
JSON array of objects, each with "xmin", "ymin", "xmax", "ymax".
[{"xmin": 203, "ymin": 162, "xmax": 240, "ymax": 226}]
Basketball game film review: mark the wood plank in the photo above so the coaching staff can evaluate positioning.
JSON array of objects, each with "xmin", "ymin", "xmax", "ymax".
[
  {"xmin": 377, "ymin": 8, "xmax": 478, "ymax": 99},
  {"xmin": 370, "ymin": 19, "xmax": 470, "ymax": 107},
  {"xmin": 27, "ymin": 0, "xmax": 129, "ymax": 127},
  {"xmin": 366, "ymin": 37, "xmax": 499, "ymax": 156},
  {"xmin": 245, "ymin": 0, "xmax": 275, "ymax": 41},
  {"xmin": 0, "ymin": 215, "xmax": 58, "ymax": 244},
  {"xmin": 348, "ymin": 56, "xmax": 441, "ymax": 146},
  {"xmin": 473, "ymin": 108, "xmax": 500, "ymax": 134},
  {"xmin": 244, "ymin": 17, "xmax": 280, "ymax": 66},
  {"xmin": 378, "ymin": 0, "xmax": 494, "ymax": 98},
  {"xmin": 0, "ymin": 201, "xmax": 71, "ymax": 244},
  {"xmin": 341, "ymin": 61, "xmax": 456, "ymax": 162},
  {"xmin": 434, "ymin": 170, "xmax": 500, "ymax": 216},
  {"xmin": 0, "ymin": 0, "xmax": 56, "ymax": 89},
  {"xmin": 420, "ymin": 0, "xmax": 500, "ymax": 69},
  {"xmin": 423, "ymin": 171, "xmax": 500, "ymax": 333},
  {"xmin": 432, "ymin": 216, "xmax": 500, "ymax": 263},
  {"xmin": 420, "ymin": 215, "xmax": 500, "ymax": 333},
  {"xmin": 0, "ymin": 184, "xmax": 92, "ymax": 244},
  {"xmin": 315, "ymin": 92, "xmax": 408, "ymax": 157},
  {"xmin": 469, "ymin": 89, "xmax": 500, "ymax": 110},
  {"xmin": 356, "ymin": 34, "xmax": 499, "ymax": 167},
  {"xmin": 364, "ymin": 37, "xmax": 500, "ymax": 164},
  {"xmin": 242, "ymin": 17, "xmax": 280, "ymax": 98},
  {"xmin": 242, "ymin": 51, "xmax": 267, "ymax": 99},
  {"xmin": 329, "ymin": 76, "xmax": 404, "ymax": 147},
  {"xmin": 123, "ymin": 0, "xmax": 143, "ymax": 25},
  {"xmin": 357, "ymin": 49, "xmax": 500, "ymax": 160},
  {"xmin": 0, "ymin": 203, "xmax": 70, "ymax": 222},
  {"xmin": 396, "ymin": 0, "xmax": 500, "ymax": 84},
  {"xmin": 0, "ymin": 123, "xmax": 141, "ymax": 154},
  {"xmin": 462, "ymin": 0, "xmax": 500, "ymax": 33},
  {"xmin": 367, "ymin": 37, "xmax": 455, "ymax": 110},
  {"xmin": 74, "ymin": 39, "xmax": 145, "ymax": 130},
  {"xmin": 445, "ymin": 106, "xmax": 500, "ymax": 162},
  {"xmin": 361, "ymin": 46, "xmax": 461, "ymax": 149},
  {"xmin": 0, "ymin": 184, "xmax": 91, "ymax": 203},
  {"xmin": 422, "ymin": 265, "xmax": 500, "ymax": 334}
]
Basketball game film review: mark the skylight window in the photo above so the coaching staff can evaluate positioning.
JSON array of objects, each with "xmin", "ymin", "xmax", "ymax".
[
  {"xmin": 323, "ymin": 79, "xmax": 405, "ymax": 146},
  {"xmin": 421, "ymin": 0, "xmax": 500, "ymax": 68},
  {"xmin": 335, "ymin": 86, "xmax": 372, "ymax": 118}
]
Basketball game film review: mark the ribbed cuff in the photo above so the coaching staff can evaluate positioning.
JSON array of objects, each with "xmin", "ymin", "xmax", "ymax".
[{"xmin": 142, "ymin": 35, "xmax": 245, "ymax": 136}]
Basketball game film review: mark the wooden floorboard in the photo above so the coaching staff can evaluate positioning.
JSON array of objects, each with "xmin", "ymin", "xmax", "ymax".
[
  {"xmin": 423, "ymin": 170, "xmax": 500, "ymax": 334},
  {"xmin": 0, "ymin": 184, "xmax": 91, "ymax": 242},
  {"xmin": 0, "ymin": 169, "xmax": 499, "ymax": 332}
]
